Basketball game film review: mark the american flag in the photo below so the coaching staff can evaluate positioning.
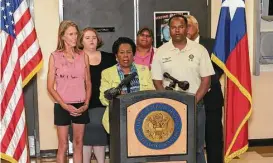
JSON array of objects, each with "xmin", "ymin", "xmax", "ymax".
[{"xmin": 0, "ymin": 0, "xmax": 43, "ymax": 162}]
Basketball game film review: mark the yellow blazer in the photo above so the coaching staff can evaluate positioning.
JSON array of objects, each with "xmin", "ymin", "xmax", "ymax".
[{"xmin": 100, "ymin": 64, "xmax": 155, "ymax": 133}]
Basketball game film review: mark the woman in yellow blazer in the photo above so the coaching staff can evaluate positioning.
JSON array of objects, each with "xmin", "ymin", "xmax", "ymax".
[{"xmin": 99, "ymin": 37, "xmax": 155, "ymax": 133}]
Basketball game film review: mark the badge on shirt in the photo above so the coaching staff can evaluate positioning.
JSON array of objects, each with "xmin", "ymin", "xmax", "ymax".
[
  {"xmin": 162, "ymin": 57, "xmax": 172, "ymax": 63},
  {"xmin": 188, "ymin": 54, "xmax": 194, "ymax": 61}
]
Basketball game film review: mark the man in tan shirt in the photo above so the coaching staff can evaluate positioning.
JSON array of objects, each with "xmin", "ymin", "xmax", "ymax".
[{"xmin": 151, "ymin": 15, "xmax": 215, "ymax": 163}]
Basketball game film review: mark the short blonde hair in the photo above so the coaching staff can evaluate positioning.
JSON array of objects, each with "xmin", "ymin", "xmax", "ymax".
[
  {"xmin": 185, "ymin": 15, "xmax": 199, "ymax": 32},
  {"xmin": 77, "ymin": 27, "xmax": 104, "ymax": 50},
  {"xmin": 186, "ymin": 15, "xmax": 199, "ymax": 25},
  {"xmin": 56, "ymin": 20, "xmax": 80, "ymax": 52}
]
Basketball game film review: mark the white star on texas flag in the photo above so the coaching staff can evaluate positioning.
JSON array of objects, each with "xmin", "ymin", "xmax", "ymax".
[{"xmin": 222, "ymin": 0, "xmax": 245, "ymax": 20}]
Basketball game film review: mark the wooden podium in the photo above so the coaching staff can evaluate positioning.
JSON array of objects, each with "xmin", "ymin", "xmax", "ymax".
[{"xmin": 109, "ymin": 90, "xmax": 196, "ymax": 163}]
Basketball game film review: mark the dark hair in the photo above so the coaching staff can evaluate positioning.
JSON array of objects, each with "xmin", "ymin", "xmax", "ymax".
[
  {"xmin": 137, "ymin": 27, "xmax": 154, "ymax": 40},
  {"xmin": 168, "ymin": 14, "xmax": 188, "ymax": 26},
  {"xmin": 112, "ymin": 37, "xmax": 136, "ymax": 56}
]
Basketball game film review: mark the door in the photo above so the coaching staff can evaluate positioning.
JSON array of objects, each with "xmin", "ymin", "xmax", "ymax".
[{"xmin": 63, "ymin": 0, "xmax": 135, "ymax": 52}]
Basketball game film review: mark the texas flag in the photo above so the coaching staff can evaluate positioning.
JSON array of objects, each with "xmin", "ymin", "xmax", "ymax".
[{"xmin": 211, "ymin": 0, "xmax": 252, "ymax": 162}]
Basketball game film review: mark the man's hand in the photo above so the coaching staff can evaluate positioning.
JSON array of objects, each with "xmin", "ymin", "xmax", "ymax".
[
  {"xmin": 153, "ymin": 80, "xmax": 165, "ymax": 90},
  {"xmin": 195, "ymin": 76, "xmax": 211, "ymax": 104}
]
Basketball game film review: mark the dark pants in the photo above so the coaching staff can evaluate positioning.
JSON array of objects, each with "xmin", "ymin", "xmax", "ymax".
[
  {"xmin": 196, "ymin": 102, "xmax": 206, "ymax": 163},
  {"xmin": 205, "ymin": 107, "xmax": 223, "ymax": 163}
]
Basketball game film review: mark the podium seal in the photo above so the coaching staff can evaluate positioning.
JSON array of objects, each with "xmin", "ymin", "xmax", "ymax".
[{"xmin": 134, "ymin": 103, "xmax": 182, "ymax": 150}]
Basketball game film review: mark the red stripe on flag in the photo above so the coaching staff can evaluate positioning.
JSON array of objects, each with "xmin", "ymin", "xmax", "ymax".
[
  {"xmin": 225, "ymin": 35, "xmax": 251, "ymax": 155},
  {"xmin": 1, "ymin": 61, "xmax": 21, "ymax": 119},
  {"xmin": 21, "ymin": 49, "xmax": 43, "ymax": 80},
  {"xmin": 226, "ymin": 35, "xmax": 252, "ymax": 93},
  {"xmin": 18, "ymin": 29, "xmax": 37, "ymax": 58},
  {"xmin": 13, "ymin": 126, "xmax": 27, "ymax": 161},
  {"xmin": 0, "ymin": 36, "xmax": 15, "ymax": 80},
  {"xmin": 1, "ymin": 95, "xmax": 24, "ymax": 153},
  {"xmin": 225, "ymin": 79, "xmax": 250, "ymax": 154},
  {"xmin": 14, "ymin": 9, "xmax": 31, "ymax": 36}
]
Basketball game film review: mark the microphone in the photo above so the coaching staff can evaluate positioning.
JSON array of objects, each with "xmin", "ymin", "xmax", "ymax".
[
  {"xmin": 104, "ymin": 88, "xmax": 120, "ymax": 101},
  {"xmin": 163, "ymin": 72, "xmax": 179, "ymax": 83},
  {"xmin": 177, "ymin": 81, "xmax": 189, "ymax": 91},
  {"xmin": 116, "ymin": 72, "xmax": 137, "ymax": 89},
  {"xmin": 163, "ymin": 72, "xmax": 189, "ymax": 91},
  {"xmin": 104, "ymin": 72, "xmax": 137, "ymax": 100}
]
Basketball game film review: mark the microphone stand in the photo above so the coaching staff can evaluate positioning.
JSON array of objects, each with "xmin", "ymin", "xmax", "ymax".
[
  {"xmin": 165, "ymin": 81, "xmax": 177, "ymax": 90},
  {"xmin": 164, "ymin": 81, "xmax": 189, "ymax": 91}
]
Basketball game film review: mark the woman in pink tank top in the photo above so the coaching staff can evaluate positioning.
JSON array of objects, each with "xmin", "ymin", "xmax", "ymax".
[{"xmin": 47, "ymin": 20, "xmax": 91, "ymax": 163}]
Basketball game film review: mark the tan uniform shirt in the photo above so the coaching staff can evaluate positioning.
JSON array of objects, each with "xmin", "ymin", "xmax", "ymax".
[{"xmin": 151, "ymin": 38, "xmax": 215, "ymax": 94}]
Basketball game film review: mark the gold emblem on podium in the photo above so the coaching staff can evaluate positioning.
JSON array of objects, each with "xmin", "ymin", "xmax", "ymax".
[{"xmin": 142, "ymin": 111, "xmax": 175, "ymax": 143}]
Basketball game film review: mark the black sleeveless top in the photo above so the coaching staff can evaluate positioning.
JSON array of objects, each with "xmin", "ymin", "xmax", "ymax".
[{"xmin": 89, "ymin": 51, "xmax": 116, "ymax": 109}]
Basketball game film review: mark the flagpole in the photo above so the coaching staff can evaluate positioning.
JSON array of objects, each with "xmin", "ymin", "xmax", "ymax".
[
  {"xmin": 223, "ymin": 74, "xmax": 227, "ymax": 163},
  {"xmin": 222, "ymin": 73, "xmax": 227, "ymax": 162},
  {"xmin": 25, "ymin": 112, "xmax": 31, "ymax": 163}
]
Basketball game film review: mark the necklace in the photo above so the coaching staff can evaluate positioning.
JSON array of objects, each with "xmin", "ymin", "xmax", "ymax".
[{"xmin": 64, "ymin": 52, "xmax": 75, "ymax": 60}]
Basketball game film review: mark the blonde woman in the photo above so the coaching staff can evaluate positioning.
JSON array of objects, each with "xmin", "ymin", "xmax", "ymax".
[{"xmin": 47, "ymin": 20, "xmax": 91, "ymax": 163}]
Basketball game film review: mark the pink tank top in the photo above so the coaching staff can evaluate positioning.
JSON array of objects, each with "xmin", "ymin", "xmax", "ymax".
[{"xmin": 52, "ymin": 51, "xmax": 86, "ymax": 103}]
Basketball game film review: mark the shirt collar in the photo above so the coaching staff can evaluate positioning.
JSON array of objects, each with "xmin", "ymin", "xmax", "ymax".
[
  {"xmin": 168, "ymin": 38, "xmax": 193, "ymax": 52},
  {"xmin": 194, "ymin": 35, "xmax": 200, "ymax": 43},
  {"xmin": 135, "ymin": 47, "xmax": 153, "ymax": 58}
]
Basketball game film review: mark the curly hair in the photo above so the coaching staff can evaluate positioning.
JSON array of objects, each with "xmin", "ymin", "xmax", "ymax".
[{"xmin": 112, "ymin": 37, "xmax": 136, "ymax": 56}]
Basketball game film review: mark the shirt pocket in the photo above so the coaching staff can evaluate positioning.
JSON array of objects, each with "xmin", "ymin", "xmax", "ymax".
[{"xmin": 187, "ymin": 57, "xmax": 200, "ymax": 72}]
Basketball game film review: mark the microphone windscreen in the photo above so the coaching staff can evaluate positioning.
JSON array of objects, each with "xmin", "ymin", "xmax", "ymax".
[
  {"xmin": 178, "ymin": 81, "xmax": 190, "ymax": 90},
  {"xmin": 118, "ymin": 72, "xmax": 138, "ymax": 88},
  {"xmin": 163, "ymin": 72, "xmax": 171, "ymax": 78}
]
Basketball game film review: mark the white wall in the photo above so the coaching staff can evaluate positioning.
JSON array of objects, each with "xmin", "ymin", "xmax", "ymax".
[{"xmin": 34, "ymin": 0, "xmax": 59, "ymax": 150}]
